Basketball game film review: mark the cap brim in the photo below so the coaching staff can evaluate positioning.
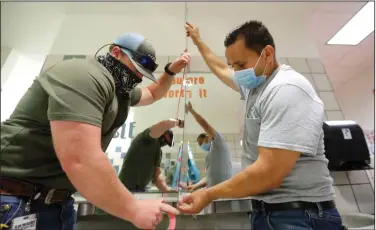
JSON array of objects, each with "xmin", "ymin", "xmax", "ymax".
[{"xmin": 121, "ymin": 49, "xmax": 157, "ymax": 83}]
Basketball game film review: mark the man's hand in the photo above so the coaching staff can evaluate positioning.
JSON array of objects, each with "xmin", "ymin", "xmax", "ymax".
[
  {"xmin": 184, "ymin": 22, "xmax": 239, "ymax": 93},
  {"xmin": 169, "ymin": 50, "xmax": 191, "ymax": 74},
  {"xmin": 187, "ymin": 184, "xmax": 197, "ymax": 192},
  {"xmin": 177, "ymin": 119, "xmax": 185, "ymax": 128},
  {"xmin": 186, "ymin": 102, "xmax": 193, "ymax": 113},
  {"xmin": 185, "ymin": 22, "xmax": 202, "ymax": 45},
  {"xmin": 130, "ymin": 199, "xmax": 179, "ymax": 229},
  {"xmin": 179, "ymin": 182, "xmax": 188, "ymax": 190},
  {"xmin": 177, "ymin": 189, "xmax": 211, "ymax": 214},
  {"xmin": 136, "ymin": 51, "xmax": 190, "ymax": 106}
]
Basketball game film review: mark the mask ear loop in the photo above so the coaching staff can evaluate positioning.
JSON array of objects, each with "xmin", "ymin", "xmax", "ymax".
[
  {"xmin": 94, "ymin": 43, "xmax": 113, "ymax": 59},
  {"xmin": 254, "ymin": 49, "xmax": 265, "ymax": 71},
  {"xmin": 262, "ymin": 54, "xmax": 275, "ymax": 77}
]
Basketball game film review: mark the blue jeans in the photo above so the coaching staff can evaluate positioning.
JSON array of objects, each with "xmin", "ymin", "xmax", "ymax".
[
  {"xmin": 0, "ymin": 195, "xmax": 76, "ymax": 230},
  {"xmin": 250, "ymin": 207, "xmax": 344, "ymax": 230}
]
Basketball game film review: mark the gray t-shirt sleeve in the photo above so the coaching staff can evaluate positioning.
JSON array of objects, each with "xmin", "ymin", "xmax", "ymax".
[
  {"xmin": 234, "ymin": 80, "xmax": 247, "ymax": 100},
  {"xmin": 212, "ymin": 130, "xmax": 225, "ymax": 144},
  {"xmin": 39, "ymin": 60, "xmax": 113, "ymax": 128},
  {"xmin": 258, "ymin": 84, "xmax": 325, "ymax": 156}
]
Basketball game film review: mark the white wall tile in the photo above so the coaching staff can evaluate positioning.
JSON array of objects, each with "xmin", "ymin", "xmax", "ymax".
[
  {"xmin": 235, "ymin": 140, "xmax": 242, "ymax": 149},
  {"xmin": 347, "ymin": 171, "xmax": 370, "ymax": 184},
  {"xmin": 365, "ymin": 170, "xmax": 374, "ymax": 181},
  {"xmin": 226, "ymin": 135, "xmax": 234, "ymax": 141},
  {"xmin": 333, "ymin": 185, "xmax": 359, "ymax": 213},
  {"xmin": 303, "ymin": 74, "xmax": 317, "ymax": 91},
  {"xmin": 288, "ymin": 58, "xmax": 311, "ymax": 73},
  {"xmin": 307, "ymin": 58, "xmax": 326, "ymax": 73},
  {"xmin": 234, "ymin": 149, "xmax": 241, "ymax": 157},
  {"xmin": 326, "ymin": 111, "xmax": 344, "ymax": 120},
  {"xmin": 319, "ymin": 92, "xmax": 341, "ymax": 110},
  {"xmin": 227, "ymin": 142, "xmax": 235, "ymax": 149},
  {"xmin": 370, "ymin": 177, "xmax": 375, "ymax": 191},
  {"xmin": 277, "ymin": 57, "xmax": 289, "ymax": 65},
  {"xmin": 330, "ymin": 172, "xmax": 350, "ymax": 185},
  {"xmin": 352, "ymin": 184, "xmax": 375, "ymax": 214},
  {"xmin": 312, "ymin": 74, "xmax": 332, "ymax": 91}
]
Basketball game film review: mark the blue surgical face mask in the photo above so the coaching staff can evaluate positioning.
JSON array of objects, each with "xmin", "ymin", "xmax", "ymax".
[
  {"xmin": 234, "ymin": 50, "xmax": 268, "ymax": 89},
  {"xmin": 200, "ymin": 143, "xmax": 211, "ymax": 152}
]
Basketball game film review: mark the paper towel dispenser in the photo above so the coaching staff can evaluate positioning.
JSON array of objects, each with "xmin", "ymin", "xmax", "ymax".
[{"xmin": 323, "ymin": 120, "xmax": 372, "ymax": 171}]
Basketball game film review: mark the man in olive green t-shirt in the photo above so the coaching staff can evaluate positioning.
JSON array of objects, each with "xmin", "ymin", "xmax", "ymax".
[
  {"xmin": 0, "ymin": 32, "xmax": 190, "ymax": 230},
  {"xmin": 119, "ymin": 118, "xmax": 184, "ymax": 193}
]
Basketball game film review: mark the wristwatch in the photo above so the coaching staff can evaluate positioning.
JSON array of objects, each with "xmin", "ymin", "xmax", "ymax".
[
  {"xmin": 164, "ymin": 62, "xmax": 176, "ymax": 76},
  {"xmin": 176, "ymin": 119, "xmax": 181, "ymax": 126}
]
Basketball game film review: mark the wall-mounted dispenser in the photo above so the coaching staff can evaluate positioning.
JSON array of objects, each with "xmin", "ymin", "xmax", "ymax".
[{"xmin": 323, "ymin": 120, "xmax": 372, "ymax": 171}]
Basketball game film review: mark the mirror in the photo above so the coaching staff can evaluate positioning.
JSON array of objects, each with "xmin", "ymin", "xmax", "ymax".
[{"xmin": 108, "ymin": 2, "xmax": 187, "ymax": 195}]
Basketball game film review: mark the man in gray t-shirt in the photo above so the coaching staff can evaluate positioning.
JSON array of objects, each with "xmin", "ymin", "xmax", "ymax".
[
  {"xmin": 178, "ymin": 21, "xmax": 344, "ymax": 230},
  {"xmin": 186, "ymin": 102, "xmax": 232, "ymax": 191}
]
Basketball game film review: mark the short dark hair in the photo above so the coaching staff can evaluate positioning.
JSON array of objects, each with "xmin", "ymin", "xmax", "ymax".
[
  {"xmin": 109, "ymin": 44, "xmax": 115, "ymax": 52},
  {"xmin": 224, "ymin": 20, "xmax": 275, "ymax": 55},
  {"xmin": 197, "ymin": 133, "xmax": 207, "ymax": 142}
]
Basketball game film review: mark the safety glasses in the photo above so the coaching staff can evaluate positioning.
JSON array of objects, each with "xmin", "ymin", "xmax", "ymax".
[{"xmin": 118, "ymin": 46, "xmax": 158, "ymax": 73}]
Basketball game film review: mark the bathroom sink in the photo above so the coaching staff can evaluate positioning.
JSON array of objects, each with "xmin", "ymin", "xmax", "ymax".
[{"xmin": 341, "ymin": 213, "xmax": 375, "ymax": 230}]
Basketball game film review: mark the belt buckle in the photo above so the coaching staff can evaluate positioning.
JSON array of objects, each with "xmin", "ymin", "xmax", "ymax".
[{"xmin": 44, "ymin": 189, "xmax": 55, "ymax": 204}]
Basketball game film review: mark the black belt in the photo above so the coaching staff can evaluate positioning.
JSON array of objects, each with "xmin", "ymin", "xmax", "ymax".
[
  {"xmin": 0, "ymin": 177, "xmax": 72, "ymax": 204},
  {"xmin": 251, "ymin": 200, "xmax": 336, "ymax": 212}
]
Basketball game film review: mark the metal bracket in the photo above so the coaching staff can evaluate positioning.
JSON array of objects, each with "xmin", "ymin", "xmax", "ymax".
[{"xmin": 44, "ymin": 189, "xmax": 55, "ymax": 204}]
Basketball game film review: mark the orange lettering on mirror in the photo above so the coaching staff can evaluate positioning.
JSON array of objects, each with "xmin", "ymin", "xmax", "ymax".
[
  {"xmin": 163, "ymin": 76, "xmax": 207, "ymax": 99},
  {"xmin": 164, "ymin": 90, "xmax": 192, "ymax": 98},
  {"xmin": 171, "ymin": 76, "xmax": 205, "ymax": 85}
]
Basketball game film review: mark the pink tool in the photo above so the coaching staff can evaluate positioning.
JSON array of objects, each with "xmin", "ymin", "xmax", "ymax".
[{"xmin": 162, "ymin": 196, "xmax": 176, "ymax": 230}]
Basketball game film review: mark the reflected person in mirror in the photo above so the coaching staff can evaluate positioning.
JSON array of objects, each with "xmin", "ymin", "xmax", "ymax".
[
  {"xmin": 185, "ymin": 102, "xmax": 232, "ymax": 192},
  {"xmin": 179, "ymin": 21, "xmax": 344, "ymax": 230},
  {"xmin": 118, "ymin": 118, "xmax": 184, "ymax": 193},
  {"xmin": 0, "ymin": 32, "xmax": 190, "ymax": 230}
]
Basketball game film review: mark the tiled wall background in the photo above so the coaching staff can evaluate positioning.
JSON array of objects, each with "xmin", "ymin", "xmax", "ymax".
[{"xmin": 42, "ymin": 55, "xmax": 374, "ymax": 214}]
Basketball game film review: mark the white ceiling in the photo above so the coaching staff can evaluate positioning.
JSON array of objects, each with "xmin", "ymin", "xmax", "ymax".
[
  {"xmin": 2, "ymin": 2, "xmax": 320, "ymax": 57},
  {"xmin": 307, "ymin": 2, "xmax": 374, "ymax": 89}
]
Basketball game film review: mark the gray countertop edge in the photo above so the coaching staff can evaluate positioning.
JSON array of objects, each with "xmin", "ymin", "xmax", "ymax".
[
  {"xmin": 73, "ymin": 193, "xmax": 254, "ymax": 203},
  {"xmin": 73, "ymin": 193, "xmax": 253, "ymax": 215}
]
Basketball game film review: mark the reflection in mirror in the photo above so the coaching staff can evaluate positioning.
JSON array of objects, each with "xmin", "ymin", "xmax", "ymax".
[{"xmin": 88, "ymin": 2, "xmax": 187, "ymax": 198}]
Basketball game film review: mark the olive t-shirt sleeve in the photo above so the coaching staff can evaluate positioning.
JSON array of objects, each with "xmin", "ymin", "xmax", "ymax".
[
  {"xmin": 130, "ymin": 87, "xmax": 142, "ymax": 106},
  {"xmin": 156, "ymin": 150, "xmax": 162, "ymax": 167},
  {"xmin": 38, "ymin": 60, "xmax": 113, "ymax": 127}
]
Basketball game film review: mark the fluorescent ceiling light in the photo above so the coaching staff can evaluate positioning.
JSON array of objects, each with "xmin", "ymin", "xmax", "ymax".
[{"xmin": 327, "ymin": 2, "xmax": 374, "ymax": 45}]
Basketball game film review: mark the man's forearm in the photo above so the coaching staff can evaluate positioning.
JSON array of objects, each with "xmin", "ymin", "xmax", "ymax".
[
  {"xmin": 190, "ymin": 109, "xmax": 214, "ymax": 137},
  {"xmin": 154, "ymin": 169, "xmax": 170, "ymax": 192},
  {"xmin": 195, "ymin": 40, "xmax": 230, "ymax": 79},
  {"xmin": 195, "ymin": 40, "xmax": 228, "ymax": 70},
  {"xmin": 190, "ymin": 109, "xmax": 210, "ymax": 129},
  {"xmin": 155, "ymin": 177, "xmax": 169, "ymax": 192},
  {"xmin": 206, "ymin": 161, "xmax": 278, "ymax": 201},
  {"xmin": 63, "ymin": 151, "xmax": 136, "ymax": 221},
  {"xmin": 147, "ymin": 72, "xmax": 174, "ymax": 100},
  {"xmin": 149, "ymin": 119, "xmax": 178, "ymax": 138},
  {"xmin": 195, "ymin": 177, "xmax": 207, "ymax": 188}
]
